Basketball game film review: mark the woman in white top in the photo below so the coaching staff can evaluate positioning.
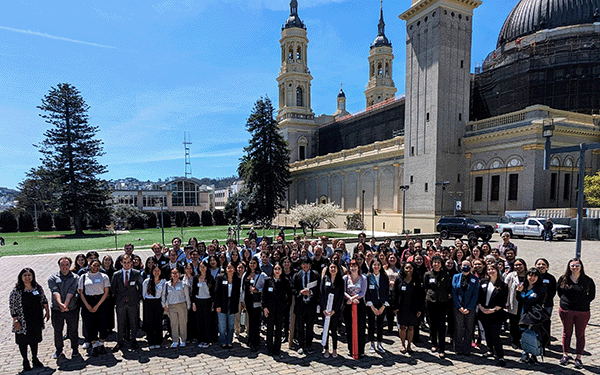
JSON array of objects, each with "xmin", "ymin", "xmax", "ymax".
[
  {"xmin": 162, "ymin": 267, "xmax": 191, "ymax": 348},
  {"xmin": 77, "ymin": 259, "xmax": 110, "ymax": 356},
  {"xmin": 192, "ymin": 261, "xmax": 214, "ymax": 348},
  {"xmin": 343, "ymin": 259, "xmax": 368, "ymax": 358},
  {"xmin": 142, "ymin": 265, "xmax": 165, "ymax": 349}
]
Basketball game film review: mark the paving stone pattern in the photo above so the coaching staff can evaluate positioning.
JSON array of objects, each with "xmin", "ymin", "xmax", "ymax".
[{"xmin": 0, "ymin": 236, "xmax": 598, "ymax": 374}]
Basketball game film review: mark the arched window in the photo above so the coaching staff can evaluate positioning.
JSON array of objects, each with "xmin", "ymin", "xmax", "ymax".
[
  {"xmin": 298, "ymin": 137, "xmax": 308, "ymax": 160},
  {"xmin": 385, "ymin": 63, "xmax": 390, "ymax": 76},
  {"xmin": 288, "ymin": 46, "xmax": 293, "ymax": 61},
  {"xmin": 378, "ymin": 63, "xmax": 383, "ymax": 76},
  {"xmin": 296, "ymin": 46, "xmax": 302, "ymax": 60},
  {"xmin": 296, "ymin": 87, "xmax": 303, "ymax": 106}
]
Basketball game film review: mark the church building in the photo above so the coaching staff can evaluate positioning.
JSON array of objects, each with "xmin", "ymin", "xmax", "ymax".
[{"xmin": 277, "ymin": 0, "xmax": 600, "ymax": 234}]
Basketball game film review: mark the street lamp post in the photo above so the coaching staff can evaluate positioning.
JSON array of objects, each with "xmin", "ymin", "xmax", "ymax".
[
  {"xmin": 435, "ymin": 181, "xmax": 450, "ymax": 217},
  {"xmin": 539, "ymin": 117, "xmax": 600, "ymax": 258},
  {"xmin": 399, "ymin": 185, "xmax": 409, "ymax": 234}
]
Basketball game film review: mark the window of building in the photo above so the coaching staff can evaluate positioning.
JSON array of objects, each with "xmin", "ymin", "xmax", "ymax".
[
  {"xmin": 457, "ymin": 173, "xmax": 461, "ymax": 183},
  {"xmin": 411, "ymin": 146, "xmax": 415, "ymax": 156},
  {"xmin": 299, "ymin": 145, "xmax": 305, "ymax": 160},
  {"xmin": 474, "ymin": 176, "xmax": 483, "ymax": 201},
  {"xmin": 296, "ymin": 87, "xmax": 303, "ymax": 107},
  {"xmin": 425, "ymin": 183, "xmax": 428, "ymax": 192},
  {"xmin": 426, "ymin": 112, "xmax": 430, "ymax": 122},
  {"xmin": 508, "ymin": 174, "xmax": 518, "ymax": 200},
  {"xmin": 296, "ymin": 47, "xmax": 302, "ymax": 60},
  {"xmin": 458, "ymin": 113, "xmax": 462, "ymax": 121},
  {"xmin": 460, "ymin": 60, "xmax": 464, "ymax": 68},
  {"xmin": 563, "ymin": 173, "xmax": 571, "ymax": 200},
  {"xmin": 458, "ymin": 138, "xmax": 461, "ymax": 146},
  {"xmin": 490, "ymin": 175, "xmax": 500, "ymax": 201},
  {"xmin": 550, "ymin": 173, "xmax": 557, "ymax": 200},
  {"xmin": 410, "ymin": 175, "xmax": 414, "ymax": 184}
]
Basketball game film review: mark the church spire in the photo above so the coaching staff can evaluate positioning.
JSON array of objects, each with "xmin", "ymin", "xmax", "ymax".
[
  {"xmin": 284, "ymin": 0, "xmax": 305, "ymax": 29},
  {"xmin": 372, "ymin": 0, "xmax": 391, "ymax": 48}
]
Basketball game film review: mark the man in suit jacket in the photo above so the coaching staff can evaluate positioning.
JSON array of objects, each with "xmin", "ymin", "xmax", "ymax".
[
  {"xmin": 111, "ymin": 254, "xmax": 143, "ymax": 351},
  {"xmin": 161, "ymin": 249, "xmax": 183, "ymax": 280},
  {"xmin": 451, "ymin": 260, "xmax": 480, "ymax": 355},
  {"xmin": 292, "ymin": 257, "xmax": 320, "ymax": 355}
]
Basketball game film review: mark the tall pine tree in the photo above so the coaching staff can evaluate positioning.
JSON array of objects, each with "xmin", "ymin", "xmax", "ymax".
[
  {"xmin": 239, "ymin": 97, "xmax": 290, "ymax": 226},
  {"xmin": 36, "ymin": 83, "xmax": 109, "ymax": 235}
]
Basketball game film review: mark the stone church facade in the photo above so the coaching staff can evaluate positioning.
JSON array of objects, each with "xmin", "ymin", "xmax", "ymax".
[{"xmin": 275, "ymin": 0, "xmax": 600, "ymax": 234}]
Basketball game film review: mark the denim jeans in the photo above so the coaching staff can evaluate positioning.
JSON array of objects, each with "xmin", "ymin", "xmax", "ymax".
[{"xmin": 218, "ymin": 312, "xmax": 235, "ymax": 346}]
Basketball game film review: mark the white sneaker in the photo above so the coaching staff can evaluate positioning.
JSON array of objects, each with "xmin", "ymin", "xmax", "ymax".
[
  {"xmin": 370, "ymin": 342, "xmax": 376, "ymax": 353},
  {"xmin": 376, "ymin": 342, "xmax": 384, "ymax": 352},
  {"xmin": 82, "ymin": 342, "xmax": 91, "ymax": 349},
  {"xmin": 179, "ymin": 342, "xmax": 186, "ymax": 347},
  {"xmin": 203, "ymin": 343, "xmax": 210, "ymax": 348},
  {"xmin": 170, "ymin": 342, "xmax": 179, "ymax": 348}
]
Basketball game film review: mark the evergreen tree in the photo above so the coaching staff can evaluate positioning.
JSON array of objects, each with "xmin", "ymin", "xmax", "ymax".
[
  {"xmin": 239, "ymin": 97, "xmax": 290, "ymax": 226},
  {"xmin": 36, "ymin": 83, "xmax": 109, "ymax": 235}
]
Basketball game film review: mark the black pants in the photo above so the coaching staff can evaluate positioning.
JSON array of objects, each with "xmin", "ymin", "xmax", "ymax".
[
  {"xmin": 323, "ymin": 312, "xmax": 340, "ymax": 350},
  {"xmin": 344, "ymin": 302, "xmax": 366, "ymax": 356},
  {"xmin": 143, "ymin": 299, "xmax": 163, "ymax": 346},
  {"xmin": 18, "ymin": 343, "xmax": 38, "ymax": 360},
  {"xmin": 187, "ymin": 307, "xmax": 196, "ymax": 342},
  {"xmin": 247, "ymin": 306, "xmax": 261, "ymax": 348},
  {"xmin": 295, "ymin": 303, "xmax": 317, "ymax": 348},
  {"xmin": 194, "ymin": 298, "xmax": 212, "ymax": 344},
  {"xmin": 481, "ymin": 318, "xmax": 504, "ymax": 358},
  {"xmin": 82, "ymin": 295, "xmax": 107, "ymax": 342},
  {"xmin": 105, "ymin": 295, "xmax": 115, "ymax": 331},
  {"xmin": 52, "ymin": 308, "xmax": 79, "ymax": 352},
  {"xmin": 265, "ymin": 308, "xmax": 284, "ymax": 354},
  {"xmin": 282, "ymin": 303, "xmax": 291, "ymax": 340},
  {"xmin": 116, "ymin": 301, "xmax": 139, "ymax": 343},
  {"xmin": 386, "ymin": 301, "xmax": 396, "ymax": 333},
  {"xmin": 367, "ymin": 304, "xmax": 385, "ymax": 342},
  {"xmin": 509, "ymin": 312, "xmax": 522, "ymax": 346},
  {"xmin": 427, "ymin": 301, "xmax": 448, "ymax": 353}
]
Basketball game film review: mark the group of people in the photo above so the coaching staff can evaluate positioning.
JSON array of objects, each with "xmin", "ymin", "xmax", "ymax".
[{"xmin": 10, "ymin": 232, "xmax": 595, "ymax": 372}]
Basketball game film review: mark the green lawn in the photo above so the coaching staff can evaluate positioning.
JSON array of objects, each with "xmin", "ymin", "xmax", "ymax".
[{"xmin": 0, "ymin": 226, "xmax": 348, "ymax": 257}]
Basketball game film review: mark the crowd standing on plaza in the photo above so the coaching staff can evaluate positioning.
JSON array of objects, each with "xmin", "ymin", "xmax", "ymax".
[{"xmin": 9, "ymin": 231, "xmax": 596, "ymax": 372}]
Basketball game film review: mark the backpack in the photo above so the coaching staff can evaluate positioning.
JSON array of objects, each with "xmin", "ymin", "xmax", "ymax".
[{"xmin": 521, "ymin": 328, "xmax": 543, "ymax": 357}]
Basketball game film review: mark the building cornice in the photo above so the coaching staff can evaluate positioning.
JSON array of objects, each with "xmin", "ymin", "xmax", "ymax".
[{"xmin": 399, "ymin": 0, "xmax": 481, "ymax": 21}]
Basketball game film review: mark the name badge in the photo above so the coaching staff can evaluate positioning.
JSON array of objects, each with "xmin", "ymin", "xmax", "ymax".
[
  {"xmin": 401, "ymin": 285, "xmax": 407, "ymax": 291},
  {"xmin": 250, "ymin": 279, "xmax": 255, "ymax": 284},
  {"xmin": 175, "ymin": 285, "xmax": 182, "ymax": 291},
  {"xmin": 471, "ymin": 278, "xmax": 476, "ymax": 283},
  {"xmin": 198, "ymin": 282, "xmax": 203, "ymax": 288},
  {"xmin": 369, "ymin": 284, "xmax": 376, "ymax": 290},
  {"xmin": 325, "ymin": 282, "xmax": 331, "ymax": 287},
  {"xmin": 268, "ymin": 287, "xmax": 274, "ymax": 292},
  {"xmin": 32, "ymin": 290, "xmax": 39, "ymax": 296},
  {"xmin": 543, "ymin": 279, "xmax": 550, "ymax": 284},
  {"xmin": 130, "ymin": 281, "xmax": 136, "ymax": 286},
  {"xmin": 530, "ymin": 292, "xmax": 537, "ymax": 298},
  {"xmin": 94, "ymin": 278, "xmax": 102, "ymax": 283},
  {"xmin": 222, "ymin": 280, "xmax": 228, "ymax": 285},
  {"xmin": 161, "ymin": 261, "xmax": 166, "ymax": 265},
  {"xmin": 429, "ymin": 278, "xmax": 436, "ymax": 283},
  {"xmin": 55, "ymin": 279, "xmax": 61, "ymax": 283}
]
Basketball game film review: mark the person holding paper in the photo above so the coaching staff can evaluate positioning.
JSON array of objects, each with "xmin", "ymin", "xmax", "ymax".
[{"xmin": 320, "ymin": 262, "xmax": 345, "ymax": 358}]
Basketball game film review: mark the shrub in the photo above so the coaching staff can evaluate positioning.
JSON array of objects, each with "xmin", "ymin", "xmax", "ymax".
[
  {"xmin": 201, "ymin": 210, "xmax": 213, "ymax": 226},
  {"xmin": 54, "ymin": 214, "xmax": 71, "ymax": 231},
  {"xmin": 186, "ymin": 211, "xmax": 200, "ymax": 227},
  {"xmin": 146, "ymin": 212, "xmax": 157, "ymax": 228},
  {"xmin": 18, "ymin": 211, "xmax": 35, "ymax": 232},
  {"xmin": 0, "ymin": 211, "xmax": 18, "ymax": 232},
  {"xmin": 38, "ymin": 212, "xmax": 53, "ymax": 231},
  {"xmin": 175, "ymin": 211, "xmax": 187, "ymax": 227},
  {"xmin": 213, "ymin": 209, "xmax": 227, "ymax": 225}
]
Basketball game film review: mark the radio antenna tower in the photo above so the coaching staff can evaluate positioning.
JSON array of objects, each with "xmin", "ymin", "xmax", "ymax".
[{"xmin": 183, "ymin": 132, "xmax": 192, "ymax": 178}]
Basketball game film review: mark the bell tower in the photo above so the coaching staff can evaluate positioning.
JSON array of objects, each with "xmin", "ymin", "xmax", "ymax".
[
  {"xmin": 365, "ymin": 2, "xmax": 396, "ymax": 107},
  {"xmin": 400, "ymin": 0, "xmax": 482, "ymax": 229},
  {"xmin": 277, "ymin": 0, "xmax": 317, "ymax": 163}
]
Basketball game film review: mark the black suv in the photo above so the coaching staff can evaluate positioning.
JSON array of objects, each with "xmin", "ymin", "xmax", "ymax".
[{"xmin": 436, "ymin": 217, "xmax": 494, "ymax": 241}]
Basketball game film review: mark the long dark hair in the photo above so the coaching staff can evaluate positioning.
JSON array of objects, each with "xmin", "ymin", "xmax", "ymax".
[
  {"xmin": 523, "ymin": 267, "xmax": 542, "ymax": 290},
  {"xmin": 559, "ymin": 258, "xmax": 587, "ymax": 288},
  {"xmin": 324, "ymin": 262, "xmax": 343, "ymax": 288},
  {"xmin": 399, "ymin": 261, "xmax": 417, "ymax": 284},
  {"xmin": 368, "ymin": 258, "xmax": 384, "ymax": 274},
  {"xmin": 485, "ymin": 263, "xmax": 504, "ymax": 288},
  {"xmin": 147, "ymin": 264, "xmax": 162, "ymax": 297},
  {"xmin": 16, "ymin": 267, "xmax": 38, "ymax": 290}
]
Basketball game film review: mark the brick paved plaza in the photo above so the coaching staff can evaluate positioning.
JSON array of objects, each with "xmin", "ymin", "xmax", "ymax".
[{"xmin": 1, "ymin": 235, "xmax": 598, "ymax": 374}]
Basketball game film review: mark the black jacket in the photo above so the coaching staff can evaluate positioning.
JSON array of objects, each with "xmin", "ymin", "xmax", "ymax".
[
  {"xmin": 423, "ymin": 269, "xmax": 452, "ymax": 303},
  {"xmin": 477, "ymin": 279, "xmax": 508, "ymax": 323},
  {"xmin": 190, "ymin": 274, "xmax": 215, "ymax": 303},
  {"xmin": 320, "ymin": 275, "xmax": 344, "ymax": 314},
  {"xmin": 111, "ymin": 269, "xmax": 143, "ymax": 306},
  {"xmin": 365, "ymin": 272, "xmax": 390, "ymax": 307},
  {"xmin": 214, "ymin": 274, "xmax": 241, "ymax": 314},
  {"xmin": 261, "ymin": 276, "xmax": 292, "ymax": 314},
  {"xmin": 292, "ymin": 269, "xmax": 320, "ymax": 314}
]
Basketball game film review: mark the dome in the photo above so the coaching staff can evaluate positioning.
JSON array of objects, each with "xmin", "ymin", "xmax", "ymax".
[
  {"xmin": 337, "ymin": 88, "xmax": 346, "ymax": 98},
  {"xmin": 497, "ymin": 0, "xmax": 600, "ymax": 47}
]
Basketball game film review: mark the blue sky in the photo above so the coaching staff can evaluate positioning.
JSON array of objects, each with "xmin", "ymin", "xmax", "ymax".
[{"xmin": 1, "ymin": 0, "xmax": 516, "ymax": 190}]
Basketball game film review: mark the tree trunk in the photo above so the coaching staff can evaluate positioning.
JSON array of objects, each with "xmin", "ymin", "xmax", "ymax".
[{"xmin": 73, "ymin": 214, "xmax": 84, "ymax": 236}]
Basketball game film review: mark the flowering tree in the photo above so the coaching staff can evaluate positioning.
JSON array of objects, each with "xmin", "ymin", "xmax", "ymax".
[{"xmin": 289, "ymin": 202, "xmax": 340, "ymax": 236}]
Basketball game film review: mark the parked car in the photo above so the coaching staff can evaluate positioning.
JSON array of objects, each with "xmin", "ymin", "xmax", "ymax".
[
  {"xmin": 436, "ymin": 217, "xmax": 495, "ymax": 241},
  {"xmin": 495, "ymin": 217, "xmax": 571, "ymax": 240}
]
